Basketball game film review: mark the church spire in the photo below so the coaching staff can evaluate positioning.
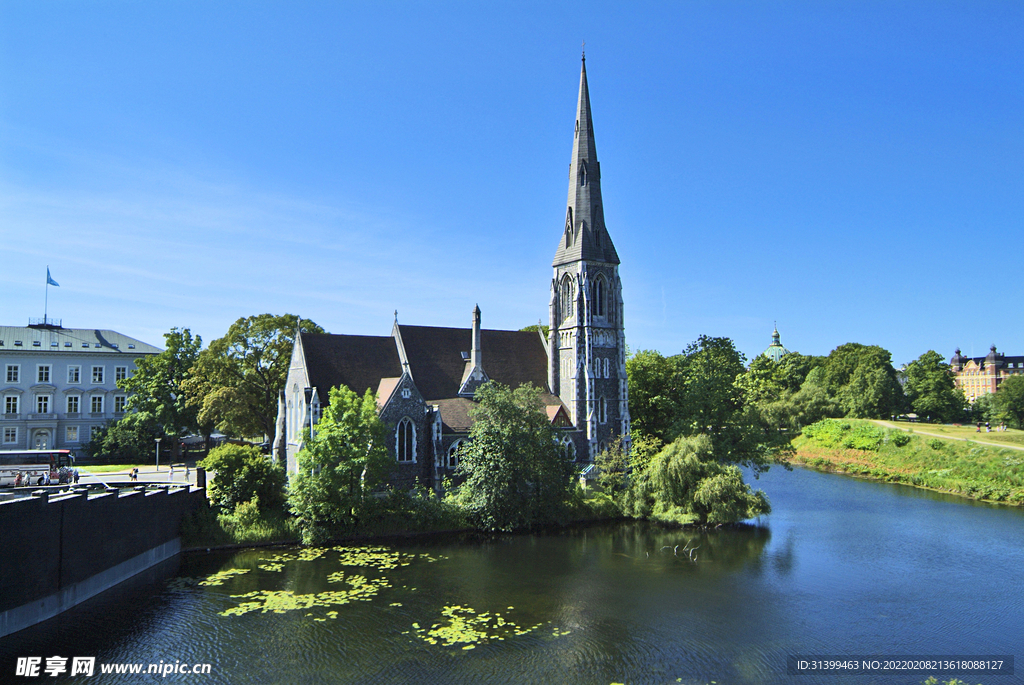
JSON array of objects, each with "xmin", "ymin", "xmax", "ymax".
[{"xmin": 553, "ymin": 55, "xmax": 619, "ymax": 267}]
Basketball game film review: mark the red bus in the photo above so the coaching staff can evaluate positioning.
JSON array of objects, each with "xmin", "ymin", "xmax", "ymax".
[{"xmin": 0, "ymin": 449, "xmax": 76, "ymax": 487}]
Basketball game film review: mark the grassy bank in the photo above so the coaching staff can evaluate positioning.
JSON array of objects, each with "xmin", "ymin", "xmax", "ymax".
[{"xmin": 791, "ymin": 419, "xmax": 1024, "ymax": 505}]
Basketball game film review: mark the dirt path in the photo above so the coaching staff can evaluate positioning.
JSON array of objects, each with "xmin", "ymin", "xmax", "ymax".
[{"xmin": 871, "ymin": 420, "xmax": 1024, "ymax": 453}]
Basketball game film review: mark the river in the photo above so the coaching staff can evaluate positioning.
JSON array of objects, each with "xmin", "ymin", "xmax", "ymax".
[{"xmin": 2, "ymin": 466, "xmax": 1021, "ymax": 684}]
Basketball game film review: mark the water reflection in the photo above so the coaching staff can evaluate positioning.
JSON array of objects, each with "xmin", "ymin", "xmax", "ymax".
[{"xmin": 3, "ymin": 466, "xmax": 1023, "ymax": 684}]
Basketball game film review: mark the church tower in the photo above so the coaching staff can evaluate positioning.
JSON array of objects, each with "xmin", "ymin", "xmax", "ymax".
[{"xmin": 548, "ymin": 54, "xmax": 630, "ymax": 460}]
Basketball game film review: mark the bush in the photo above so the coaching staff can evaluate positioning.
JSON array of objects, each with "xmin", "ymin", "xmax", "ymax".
[
  {"xmin": 199, "ymin": 444, "xmax": 286, "ymax": 513},
  {"xmin": 890, "ymin": 431, "xmax": 911, "ymax": 447},
  {"xmin": 928, "ymin": 438, "xmax": 945, "ymax": 451}
]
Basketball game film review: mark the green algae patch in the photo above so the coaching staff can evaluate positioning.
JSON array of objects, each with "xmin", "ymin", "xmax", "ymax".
[
  {"xmin": 410, "ymin": 604, "xmax": 546, "ymax": 648},
  {"xmin": 219, "ymin": 575, "xmax": 391, "ymax": 617},
  {"xmin": 198, "ymin": 569, "xmax": 251, "ymax": 586},
  {"xmin": 257, "ymin": 562, "xmax": 285, "ymax": 572}
]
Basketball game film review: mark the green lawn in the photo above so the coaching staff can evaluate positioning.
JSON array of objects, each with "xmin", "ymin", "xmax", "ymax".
[
  {"xmin": 79, "ymin": 464, "xmax": 148, "ymax": 474},
  {"xmin": 881, "ymin": 421, "xmax": 1024, "ymax": 448},
  {"xmin": 793, "ymin": 419, "xmax": 1024, "ymax": 505}
]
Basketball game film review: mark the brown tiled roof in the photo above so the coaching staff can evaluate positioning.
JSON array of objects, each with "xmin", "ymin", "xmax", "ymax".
[
  {"xmin": 376, "ymin": 377, "xmax": 401, "ymax": 409},
  {"xmin": 433, "ymin": 398, "xmax": 476, "ymax": 433},
  {"xmin": 300, "ymin": 333, "xmax": 402, "ymax": 399},
  {"xmin": 435, "ymin": 393, "xmax": 570, "ymax": 434},
  {"xmin": 398, "ymin": 325, "xmax": 551, "ymax": 401}
]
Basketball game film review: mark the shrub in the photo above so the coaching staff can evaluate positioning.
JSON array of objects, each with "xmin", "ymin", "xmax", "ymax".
[
  {"xmin": 199, "ymin": 444, "xmax": 286, "ymax": 513},
  {"xmin": 890, "ymin": 431, "xmax": 911, "ymax": 447},
  {"xmin": 928, "ymin": 438, "xmax": 945, "ymax": 451}
]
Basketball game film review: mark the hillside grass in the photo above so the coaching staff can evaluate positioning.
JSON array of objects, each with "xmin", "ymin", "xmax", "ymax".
[
  {"xmin": 792, "ymin": 419, "xmax": 1024, "ymax": 505},
  {"xmin": 883, "ymin": 421, "xmax": 1024, "ymax": 448}
]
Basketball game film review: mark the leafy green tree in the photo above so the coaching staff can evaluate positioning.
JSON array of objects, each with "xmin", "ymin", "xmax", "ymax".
[
  {"xmin": 184, "ymin": 314, "xmax": 324, "ymax": 439},
  {"xmin": 673, "ymin": 335, "xmax": 788, "ymax": 472},
  {"xmin": 118, "ymin": 328, "xmax": 207, "ymax": 454},
  {"xmin": 626, "ymin": 434, "xmax": 770, "ymax": 525},
  {"xmin": 993, "ymin": 375, "xmax": 1024, "ymax": 428},
  {"xmin": 904, "ymin": 350, "xmax": 966, "ymax": 423},
  {"xmin": 775, "ymin": 352, "xmax": 826, "ymax": 394},
  {"xmin": 519, "ymin": 323, "xmax": 550, "ymax": 338},
  {"xmin": 199, "ymin": 443, "xmax": 286, "ymax": 512},
  {"xmin": 85, "ymin": 412, "xmax": 165, "ymax": 463},
  {"xmin": 822, "ymin": 343, "xmax": 904, "ymax": 418},
  {"xmin": 626, "ymin": 349, "xmax": 680, "ymax": 442},
  {"xmin": 735, "ymin": 354, "xmax": 785, "ymax": 406},
  {"xmin": 287, "ymin": 385, "xmax": 391, "ymax": 543},
  {"xmin": 456, "ymin": 382, "xmax": 576, "ymax": 532}
]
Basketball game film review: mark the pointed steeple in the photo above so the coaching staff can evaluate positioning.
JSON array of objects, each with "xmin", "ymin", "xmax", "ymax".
[{"xmin": 553, "ymin": 55, "xmax": 619, "ymax": 267}]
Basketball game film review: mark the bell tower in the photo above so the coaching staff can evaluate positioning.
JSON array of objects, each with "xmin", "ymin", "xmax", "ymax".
[{"xmin": 548, "ymin": 53, "xmax": 630, "ymax": 460}]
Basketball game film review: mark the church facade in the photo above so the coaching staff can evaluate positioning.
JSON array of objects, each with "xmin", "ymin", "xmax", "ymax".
[{"xmin": 274, "ymin": 56, "xmax": 629, "ymax": 488}]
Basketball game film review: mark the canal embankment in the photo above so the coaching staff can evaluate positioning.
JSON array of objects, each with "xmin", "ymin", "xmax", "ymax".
[
  {"xmin": 790, "ymin": 418, "xmax": 1024, "ymax": 505},
  {"xmin": 0, "ymin": 484, "xmax": 205, "ymax": 638}
]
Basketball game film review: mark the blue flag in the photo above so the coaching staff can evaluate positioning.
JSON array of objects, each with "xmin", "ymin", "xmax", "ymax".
[{"xmin": 46, "ymin": 268, "xmax": 59, "ymax": 287}]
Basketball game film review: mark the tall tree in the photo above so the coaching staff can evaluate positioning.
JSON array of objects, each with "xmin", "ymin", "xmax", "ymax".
[
  {"xmin": 184, "ymin": 314, "xmax": 324, "ymax": 439},
  {"xmin": 904, "ymin": 350, "xmax": 965, "ymax": 422},
  {"xmin": 456, "ymin": 382, "xmax": 576, "ymax": 532},
  {"xmin": 993, "ymin": 375, "xmax": 1024, "ymax": 428},
  {"xmin": 118, "ymin": 327, "xmax": 206, "ymax": 449},
  {"xmin": 626, "ymin": 349, "xmax": 681, "ymax": 443},
  {"xmin": 822, "ymin": 343, "xmax": 904, "ymax": 419},
  {"xmin": 287, "ymin": 385, "xmax": 390, "ymax": 543}
]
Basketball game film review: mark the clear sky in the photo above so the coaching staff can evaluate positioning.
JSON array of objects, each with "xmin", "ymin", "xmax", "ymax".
[{"xmin": 1, "ymin": 2, "xmax": 1021, "ymax": 367}]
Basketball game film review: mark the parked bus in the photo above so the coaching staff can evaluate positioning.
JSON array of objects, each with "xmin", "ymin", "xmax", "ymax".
[{"xmin": 0, "ymin": 449, "xmax": 76, "ymax": 487}]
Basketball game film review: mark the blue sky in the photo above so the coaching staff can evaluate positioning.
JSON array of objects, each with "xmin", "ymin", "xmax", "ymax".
[{"xmin": 1, "ymin": 2, "xmax": 1021, "ymax": 367}]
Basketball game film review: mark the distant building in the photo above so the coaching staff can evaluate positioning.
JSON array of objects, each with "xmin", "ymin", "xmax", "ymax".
[
  {"xmin": 0, "ymin": 321, "xmax": 160, "ymax": 452},
  {"xmin": 950, "ymin": 345, "xmax": 1024, "ymax": 403},
  {"xmin": 274, "ymin": 55, "xmax": 630, "ymax": 489},
  {"xmin": 761, "ymin": 325, "xmax": 790, "ymax": 363}
]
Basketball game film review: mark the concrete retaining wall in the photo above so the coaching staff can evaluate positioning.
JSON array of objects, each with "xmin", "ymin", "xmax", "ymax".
[{"xmin": 0, "ymin": 486, "xmax": 205, "ymax": 638}]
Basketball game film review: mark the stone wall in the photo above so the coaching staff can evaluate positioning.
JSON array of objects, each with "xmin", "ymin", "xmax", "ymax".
[{"xmin": 0, "ymin": 486, "xmax": 205, "ymax": 638}]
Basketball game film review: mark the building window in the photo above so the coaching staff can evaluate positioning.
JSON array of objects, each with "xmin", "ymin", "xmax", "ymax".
[
  {"xmin": 560, "ymin": 275, "xmax": 574, "ymax": 322},
  {"xmin": 38, "ymin": 365, "xmax": 51, "ymax": 383},
  {"xmin": 115, "ymin": 366, "xmax": 128, "ymax": 382},
  {"xmin": 396, "ymin": 417, "xmax": 415, "ymax": 463},
  {"xmin": 36, "ymin": 395, "xmax": 50, "ymax": 414},
  {"xmin": 3, "ymin": 427, "xmax": 16, "ymax": 444},
  {"xmin": 67, "ymin": 395, "xmax": 79, "ymax": 414},
  {"xmin": 91, "ymin": 396, "xmax": 104, "ymax": 414},
  {"xmin": 447, "ymin": 439, "xmax": 465, "ymax": 469},
  {"xmin": 114, "ymin": 396, "xmax": 126, "ymax": 413},
  {"xmin": 603, "ymin": 358, "xmax": 610, "ymax": 378},
  {"xmin": 68, "ymin": 365, "xmax": 81, "ymax": 384},
  {"xmin": 92, "ymin": 366, "xmax": 104, "ymax": 384},
  {"xmin": 599, "ymin": 397, "xmax": 607, "ymax": 424},
  {"xmin": 5, "ymin": 365, "xmax": 19, "ymax": 383},
  {"xmin": 66, "ymin": 426, "xmax": 79, "ymax": 443},
  {"xmin": 594, "ymin": 277, "xmax": 606, "ymax": 317},
  {"xmin": 563, "ymin": 437, "xmax": 577, "ymax": 461},
  {"xmin": 401, "ymin": 387, "xmax": 411, "ymax": 399},
  {"xmin": 4, "ymin": 396, "xmax": 18, "ymax": 415}
]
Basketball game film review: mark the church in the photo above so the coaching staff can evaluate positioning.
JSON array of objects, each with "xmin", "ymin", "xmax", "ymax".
[{"xmin": 274, "ymin": 56, "xmax": 630, "ymax": 489}]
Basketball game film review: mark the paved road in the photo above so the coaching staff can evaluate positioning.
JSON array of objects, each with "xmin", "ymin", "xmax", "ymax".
[
  {"xmin": 872, "ymin": 420, "xmax": 1024, "ymax": 453},
  {"xmin": 78, "ymin": 465, "xmax": 198, "ymax": 487}
]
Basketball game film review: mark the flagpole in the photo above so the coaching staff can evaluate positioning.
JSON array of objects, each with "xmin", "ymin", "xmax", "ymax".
[{"xmin": 44, "ymin": 266, "xmax": 49, "ymax": 323}]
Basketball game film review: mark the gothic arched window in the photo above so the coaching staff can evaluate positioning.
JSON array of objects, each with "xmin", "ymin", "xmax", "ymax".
[
  {"xmin": 560, "ymin": 275, "xmax": 574, "ymax": 323},
  {"xmin": 599, "ymin": 397, "xmax": 607, "ymax": 424},
  {"xmin": 396, "ymin": 417, "xmax": 415, "ymax": 463},
  {"xmin": 447, "ymin": 439, "xmax": 465, "ymax": 469},
  {"xmin": 563, "ymin": 437, "xmax": 577, "ymax": 462},
  {"xmin": 594, "ymin": 276, "xmax": 606, "ymax": 317}
]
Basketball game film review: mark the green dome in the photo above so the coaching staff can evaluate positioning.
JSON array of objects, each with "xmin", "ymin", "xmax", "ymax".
[{"xmin": 762, "ymin": 324, "xmax": 789, "ymax": 363}]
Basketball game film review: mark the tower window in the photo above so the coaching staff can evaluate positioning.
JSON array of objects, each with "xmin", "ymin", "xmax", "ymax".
[{"xmin": 560, "ymin": 275, "xmax": 574, "ymax": 323}]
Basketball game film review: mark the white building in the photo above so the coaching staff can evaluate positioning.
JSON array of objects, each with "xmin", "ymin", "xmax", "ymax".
[{"xmin": 0, "ymin": 322, "xmax": 161, "ymax": 452}]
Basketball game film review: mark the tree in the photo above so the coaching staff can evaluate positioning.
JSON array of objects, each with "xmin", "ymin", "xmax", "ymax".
[
  {"xmin": 626, "ymin": 434, "xmax": 770, "ymax": 526},
  {"xmin": 199, "ymin": 443, "xmax": 286, "ymax": 513},
  {"xmin": 287, "ymin": 385, "xmax": 390, "ymax": 543},
  {"xmin": 456, "ymin": 382, "xmax": 576, "ymax": 532},
  {"xmin": 118, "ymin": 328, "xmax": 207, "ymax": 452},
  {"xmin": 822, "ymin": 343, "xmax": 904, "ymax": 419},
  {"xmin": 626, "ymin": 349, "xmax": 681, "ymax": 442},
  {"xmin": 904, "ymin": 350, "xmax": 966, "ymax": 423},
  {"xmin": 993, "ymin": 375, "xmax": 1024, "ymax": 428},
  {"xmin": 184, "ymin": 314, "xmax": 324, "ymax": 439},
  {"xmin": 86, "ymin": 412, "xmax": 165, "ymax": 463}
]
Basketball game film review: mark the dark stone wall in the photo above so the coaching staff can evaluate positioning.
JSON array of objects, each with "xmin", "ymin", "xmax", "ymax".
[{"xmin": 0, "ymin": 487, "xmax": 204, "ymax": 614}]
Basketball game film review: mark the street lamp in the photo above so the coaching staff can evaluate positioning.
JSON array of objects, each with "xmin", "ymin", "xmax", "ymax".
[{"xmin": 155, "ymin": 437, "xmax": 162, "ymax": 471}]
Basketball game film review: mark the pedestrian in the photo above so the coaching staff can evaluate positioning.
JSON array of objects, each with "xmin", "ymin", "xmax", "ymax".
[
  {"xmin": 977, "ymin": 422, "xmax": 982, "ymax": 433},
  {"xmin": 73, "ymin": 468, "xmax": 80, "ymax": 484},
  {"xmin": 986, "ymin": 422, "xmax": 991, "ymax": 432}
]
